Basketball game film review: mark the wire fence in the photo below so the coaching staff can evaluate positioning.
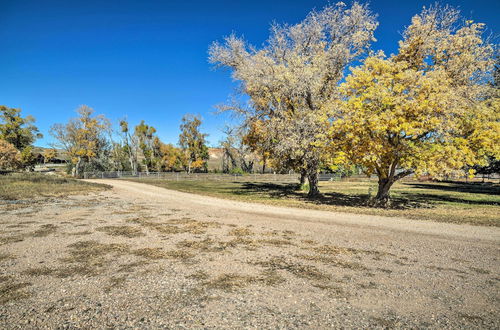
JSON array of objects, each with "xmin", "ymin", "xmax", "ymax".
[{"xmin": 83, "ymin": 171, "xmax": 346, "ymax": 182}]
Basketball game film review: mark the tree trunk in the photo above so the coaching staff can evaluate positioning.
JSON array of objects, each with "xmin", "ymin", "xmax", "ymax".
[
  {"xmin": 74, "ymin": 157, "xmax": 82, "ymax": 178},
  {"xmin": 374, "ymin": 177, "xmax": 394, "ymax": 207},
  {"xmin": 299, "ymin": 168, "xmax": 307, "ymax": 186},
  {"xmin": 262, "ymin": 156, "xmax": 266, "ymax": 174},
  {"xmin": 307, "ymin": 169, "xmax": 320, "ymax": 197}
]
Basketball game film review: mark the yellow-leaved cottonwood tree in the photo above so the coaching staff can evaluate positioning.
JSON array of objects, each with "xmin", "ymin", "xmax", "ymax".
[
  {"xmin": 209, "ymin": 2, "xmax": 378, "ymax": 197},
  {"xmin": 178, "ymin": 114, "xmax": 209, "ymax": 173},
  {"xmin": 42, "ymin": 148, "xmax": 57, "ymax": 164},
  {"xmin": 331, "ymin": 5, "xmax": 499, "ymax": 206},
  {"xmin": 51, "ymin": 106, "xmax": 111, "ymax": 177}
]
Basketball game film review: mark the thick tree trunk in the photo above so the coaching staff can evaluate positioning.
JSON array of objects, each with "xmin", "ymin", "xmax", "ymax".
[
  {"xmin": 307, "ymin": 169, "xmax": 320, "ymax": 197},
  {"xmin": 374, "ymin": 177, "xmax": 394, "ymax": 207}
]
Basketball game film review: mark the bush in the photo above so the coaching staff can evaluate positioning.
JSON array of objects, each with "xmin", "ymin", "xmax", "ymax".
[{"xmin": 229, "ymin": 167, "xmax": 245, "ymax": 175}]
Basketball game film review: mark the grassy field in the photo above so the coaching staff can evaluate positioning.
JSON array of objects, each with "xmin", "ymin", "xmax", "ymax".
[
  {"xmin": 0, "ymin": 173, "xmax": 109, "ymax": 200},
  {"xmin": 125, "ymin": 178, "xmax": 500, "ymax": 226}
]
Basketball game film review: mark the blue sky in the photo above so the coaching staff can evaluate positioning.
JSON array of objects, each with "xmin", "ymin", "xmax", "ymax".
[{"xmin": 1, "ymin": 0, "xmax": 498, "ymax": 147}]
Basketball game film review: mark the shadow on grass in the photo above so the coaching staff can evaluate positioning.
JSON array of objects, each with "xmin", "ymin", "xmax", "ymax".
[
  {"xmin": 236, "ymin": 182, "xmax": 499, "ymax": 209},
  {"xmin": 236, "ymin": 182, "xmax": 303, "ymax": 199},
  {"xmin": 405, "ymin": 182, "xmax": 500, "ymax": 196}
]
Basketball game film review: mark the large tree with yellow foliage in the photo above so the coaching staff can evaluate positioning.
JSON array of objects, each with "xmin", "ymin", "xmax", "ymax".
[
  {"xmin": 210, "ymin": 2, "xmax": 377, "ymax": 196},
  {"xmin": 331, "ymin": 5, "xmax": 499, "ymax": 205},
  {"xmin": 51, "ymin": 105, "xmax": 111, "ymax": 177}
]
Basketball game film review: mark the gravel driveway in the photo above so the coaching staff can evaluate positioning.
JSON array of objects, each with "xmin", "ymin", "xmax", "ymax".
[{"xmin": 1, "ymin": 179, "xmax": 499, "ymax": 329}]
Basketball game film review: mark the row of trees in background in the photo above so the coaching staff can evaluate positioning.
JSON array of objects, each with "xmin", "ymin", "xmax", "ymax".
[
  {"xmin": 50, "ymin": 108, "xmax": 210, "ymax": 177},
  {"xmin": 209, "ymin": 2, "xmax": 500, "ymax": 205},
  {"xmin": 0, "ymin": 104, "xmax": 210, "ymax": 177}
]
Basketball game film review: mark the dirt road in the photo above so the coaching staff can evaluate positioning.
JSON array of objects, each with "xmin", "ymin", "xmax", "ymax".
[{"xmin": 1, "ymin": 179, "xmax": 499, "ymax": 328}]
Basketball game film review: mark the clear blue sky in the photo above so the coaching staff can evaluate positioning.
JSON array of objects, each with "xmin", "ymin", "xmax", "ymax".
[{"xmin": 1, "ymin": 0, "xmax": 498, "ymax": 148}]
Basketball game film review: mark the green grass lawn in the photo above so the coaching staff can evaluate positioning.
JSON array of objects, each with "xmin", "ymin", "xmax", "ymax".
[
  {"xmin": 125, "ymin": 178, "xmax": 500, "ymax": 227},
  {"xmin": 0, "ymin": 173, "xmax": 109, "ymax": 200}
]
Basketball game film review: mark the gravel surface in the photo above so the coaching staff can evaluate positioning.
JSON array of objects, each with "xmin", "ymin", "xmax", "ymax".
[{"xmin": 0, "ymin": 179, "xmax": 499, "ymax": 329}]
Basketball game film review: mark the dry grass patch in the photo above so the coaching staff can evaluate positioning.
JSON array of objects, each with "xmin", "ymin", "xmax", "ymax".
[
  {"xmin": 0, "ymin": 281, "xmax": 32, "ymax": 304},
  {"xmin": 128, "ymin": 216, "xmax": 221, "ymax": 235},
  {"xmin": 177, "ymin": 238, "xmax": 218, "ymax": 252},
  {"xmin": 5, "ymin": 224, "xmax": 28, "ymax": 229},
  {"xmin": 297, "ymin": 254, "xmax": 368, "ymax": 271},
  {"xmin": 203, "ymin": 274, "xmax": 258, "ymax": 292},
  {"xmin": 56, "ymin": 240, "xmax": 130, "ymax": 276},
  {"xmin": 64, "ymin": 240, "xmax": 130, "ymax": 261},
  {"xmin": 469, "ymin": 267, "xmax": 490, "ymax": 274},
  {"xmin": 178, "ymin": 236, "xmax": 262, "ymax": 253},
  {"xmin": 0, "ymin": 202, "xmax": 32, "ymax": 211},
  {"xmin": 131, "ymin": 247, "xmax": 167, "ymax": 260},
  {"xmin": 204, "ymin": 269, "xmax": 298, "ymax": 292},
  {"xmin": 254, "ymin": 257, "xmax": 331, "ymax": 282},
  {"xmin": 0, "ymin": 173, "xmax": 109, "ymax": 200},
  {"xmin": 23, "ymin": 238, "xmax": 141, "ymax": 278},
  {"xmin": 18, "ymin": 221, "xmax": 38, "ymax": 225},
  {"xmin": 425, "ymin": 265, "xmax": 467, "ymax": 274},
  {"xmin": 0, "ymin": 253, "xmax": 15, "ymax": 262},
  {"xmin": 258, "ymin": 238, "xmax": 295, "ymax": 247},
  {"xmin": 370, "ymin": 316, "xmax": 399, "ymax": 328},
  {"xmin": 187, "ymin": 270, "xmax": 210, "ymax": 281},
  {"xmin": 23, "ymin": 264, "xmax": 104, "ymax": 278},
  {"xmin": 181, "ymin": 220, "xmax": 222, "ymax": 234},
  {"xmin": 117, "ymin": 260, "xmax": 150, "ymax": 273},
  {"xmin": 67, "ymin": 230, "xmax": 93, "ymax": 236},
  {"xmin": 104, "ymin": 276, "xmax": 128, "ymax": 292},
  {"xmin": 228, "ymin": 227, "xmax": 254, "ymax": 236},
  {"xmin": 165, "ymin": 249, "xmax": 195, "ymax": 261},
  {"xmin": 96, "ymin": 225, "xmax": 144, "ymax": 238},
  {"xmin": 30, "ymin": 224, "xmax": 58, "ymax": 237},
  {"xmin": 256, "ymin": 269, "xmax": 286, "ymax": 286},
  {"xmin": 301, "ymin": 239, "xmax": 318, "ymax": 245},
  {"xmin": 0, "ymin": 275, "xmax": 11, "ymax": 283},
  {"xmin": 131, "ymin": 247, "xmax": 194, "ymax": 261},
  {"xmin": 313, "ymin": 244, "xmax": 394, "ymax": 258},
  {"xmin": 22, "ymin": 266, "xmax": 54, "ymax": 277},
  {"xmin": 0, "ymin": 234, "xmax": 25, "ymax": 245},
  {"xmin": 167, "ymin": 218, "xmax": 197, "ymax": 225}
]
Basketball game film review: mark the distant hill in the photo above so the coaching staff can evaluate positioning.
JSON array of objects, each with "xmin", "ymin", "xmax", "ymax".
[{"xmin": 32, "ymin": 146, "xmax": 69, "ymax": 163}]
